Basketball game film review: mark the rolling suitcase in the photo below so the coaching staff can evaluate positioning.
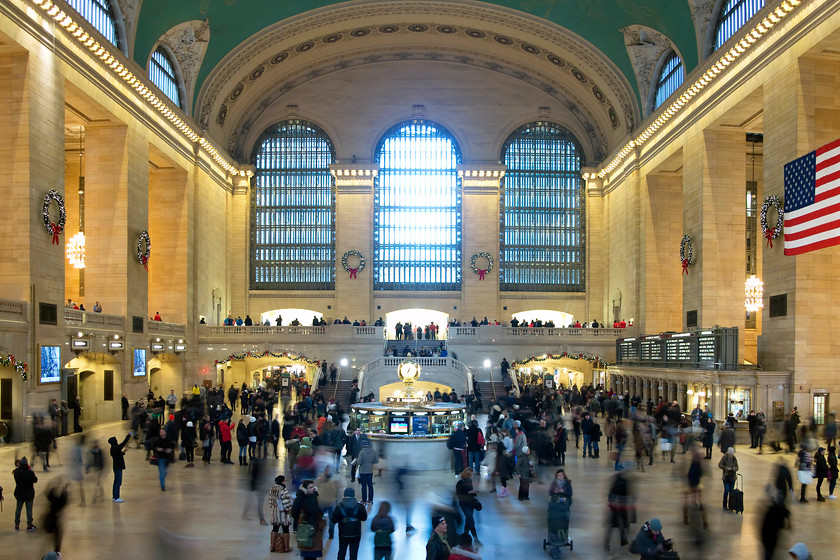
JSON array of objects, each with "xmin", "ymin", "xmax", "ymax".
[{"xmin": 728, "ymin": 473, "xmax": 744, "ymax": 513}]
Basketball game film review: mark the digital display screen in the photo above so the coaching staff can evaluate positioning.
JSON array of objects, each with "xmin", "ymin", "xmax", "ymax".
[
  {"xmin": 412, "ymin": 416, "xmax": 429, "ymax": 435},
  {"xmin": 390, "ymin": 421, "xmax": 408, "ymax": 434},
  {"xmin": 133, "ymin": 349, "xmax": 147, "ymax": 377},
  {"xmin": 40, "ymin": 346, "xmax": 61, "ymax": 383}
]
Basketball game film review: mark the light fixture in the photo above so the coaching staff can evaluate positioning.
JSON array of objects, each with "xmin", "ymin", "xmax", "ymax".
[
  {"xmin": 745, "ymin": 275, "xmax": 764, "ymax": 312},
  {"xmin": 66, "ymin": 231, "xmax": 86, "ymax": 268}
]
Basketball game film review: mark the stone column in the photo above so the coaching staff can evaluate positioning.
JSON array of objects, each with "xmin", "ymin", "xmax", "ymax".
[
  {"xmin": 228, "ymin": 173, "xmax": 250, "ymax": 319},
  {"xmin": 331, "ymin": 164, "xmax": 378, "ymax": 321},
  {"xmin": 681, "ymin": 128, "xmax": 746, "ymax": 359},
  {"xmin": 459, "ymin": 165, "xmax": 505, "ymax": 320},
  {"xmin": 148, "ymin": 166, "xmax": 189, "ymax": 323}
]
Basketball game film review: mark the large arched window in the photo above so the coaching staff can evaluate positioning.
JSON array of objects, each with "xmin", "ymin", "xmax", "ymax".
[
  {"xmin": 374, "ymin": 121, "xmax": 462, "ymax": 291},
  {"xmin": 251, "ymin": 121, "xmax": 336, "ymax": 290},
  {"xmin": 149, "ymin": 47, "xmax": 182, "ymax": 109},
  {"xmin": 714, "ymin": 0, "xmax": 765, "ymax": 51},
  {"xmin": 65, "ymin": 0, "xmax": 120, "ymax": 49},
  {"xmin": 500, "ymin": 123, "xmax": 585, "ymax": 292},
  {"xmin": 653, "ymin": 51, "xmax": 684, "ymax": 110}
]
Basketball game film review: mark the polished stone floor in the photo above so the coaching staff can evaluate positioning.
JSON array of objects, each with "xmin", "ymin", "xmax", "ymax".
[{"xmin": 1, "ymin": 418, "xmax": 833, "ymax": 560}]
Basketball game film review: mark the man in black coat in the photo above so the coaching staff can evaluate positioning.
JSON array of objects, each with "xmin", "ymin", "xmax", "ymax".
[
  {"xmin": 331, "ymin": 487, "xmax": 367, "ymax": 560},
  {"xmin": 345, "ymin": 428, "xmax": 363, "ymax": 480},
  {"xmin": 109, "ymin": 432, "xmax": 131, "ymax": 502},
  {"xmin": 71, "ymin": 397, "xmax": 83, "ymax": 432},
  {"xmin": 13, "ymin": 456, "xmax": 38, "ymax": 531}
]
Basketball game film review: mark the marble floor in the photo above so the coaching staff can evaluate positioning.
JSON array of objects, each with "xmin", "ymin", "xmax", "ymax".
[{"xmin": 1, "ymin": 418, "xmax": 834, "ymax": 560}]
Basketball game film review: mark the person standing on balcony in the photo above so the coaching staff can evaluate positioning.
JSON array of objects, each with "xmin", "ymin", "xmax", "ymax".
[
  {"xmin": 93, "ymin": 301, "xmax": 102, "ymax": 313},
  {"xmin": 153, "ymin": 312, "xmax": 162, "ymax": 321}
]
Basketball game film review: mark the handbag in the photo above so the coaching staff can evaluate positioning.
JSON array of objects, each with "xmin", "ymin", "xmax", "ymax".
[
  {"xmin": 660, "ymin": 441, "xmax": 672, "ymax": 452},
  {"xmin": 472, "ymin": 497, "xmax": 483, "ymax": 511},
  {"xmin": 797, "ymin": 469, "xmax": 813, "ymax": 485},
  {"xmin": 297, "ymin": 521, "xmax": 315, "ymax": 548},
  {"xmin": 149, "ymin": 455, "xmax": 159, "ymax": 465}
]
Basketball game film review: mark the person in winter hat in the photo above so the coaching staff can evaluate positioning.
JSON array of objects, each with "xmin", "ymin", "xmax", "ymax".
[{"xmin": 330, "ymin": 487, "xmax": 367, "ymax": 560}]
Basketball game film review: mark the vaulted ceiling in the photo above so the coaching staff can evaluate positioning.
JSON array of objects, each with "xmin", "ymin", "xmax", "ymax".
[{"xmin": 129, "ymin": 0, "xmax": 700, "ymax": 162}]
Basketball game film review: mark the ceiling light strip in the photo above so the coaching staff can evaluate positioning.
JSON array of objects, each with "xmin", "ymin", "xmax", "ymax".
[
  {"xmin": 28, "ymin": 0, "xmax": 251, "ymax": 178},
  {"xmin": 596, "ymin": 0, "xmax": 803, "ymax": 179}
]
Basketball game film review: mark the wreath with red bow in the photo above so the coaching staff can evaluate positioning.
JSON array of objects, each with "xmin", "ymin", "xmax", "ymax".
[
  {"xmin": 42, "ymin": 190, "xmax": 66, "ymax": 245},
  {"xmin": 341, "ymin": 250, "xmax": 365, "ymax": 279},
  {"xmin": 137, "ymin": 231, "xmax": 151, "ymax": 271},
  {"xmin": 760, "ymin": 195, "xmax": 784, "ymax": 248},
  {"xmin": 470, "ymin": 252, "xmax": 493, "ymax": 280},
  {"xmin": 680, "ymin": 235, "xmax": 693, "ymax": 275}
]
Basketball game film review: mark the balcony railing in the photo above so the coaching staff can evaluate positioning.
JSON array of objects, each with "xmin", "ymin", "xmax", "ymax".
[
  {"xmin": 148, "ymin": 320, "xmax": 186, "ymax": 336},
  {"xmin": 0, "ymin": 298, "xmax": 26, "ymax": 320},
  {"xmin": 201, "ymin": 325, "xmax": 383, "ymax": 338},
  {"xmin": 64, "ymin": 309, "xmax": 124, "ymax": 329},
  {"xmin": 448, "ymin": 326, "xmax": 630, "ymax": 338}
]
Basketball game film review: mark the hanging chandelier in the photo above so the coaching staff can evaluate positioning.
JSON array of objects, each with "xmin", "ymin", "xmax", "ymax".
[
  {"xmin": 745, "ymin": 274, "xmax": 763, "ymax": 312},
  {"xmin": 66, "ymin": 231, "xmax": 86, "ymax": 269}
]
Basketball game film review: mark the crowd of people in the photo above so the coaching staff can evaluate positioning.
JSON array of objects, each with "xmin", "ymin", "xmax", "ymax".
[{"xmin": 13, "ymin": 370, "xmax": 826, "ymax": 560}]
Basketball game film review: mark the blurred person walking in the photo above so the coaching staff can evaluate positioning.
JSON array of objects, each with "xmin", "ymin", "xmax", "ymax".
[
  {"xmin": 108, "ymin": 431, "xmax": 131, "ymax": 502},
  {"xmin": 13, "ymin": 457, "xmax": 38, "ymax": 531},
  {"xmin": 371, "ymin": 501, "xmax": 395, "ymax": 560},
  {"xmin": 455, "ymin": 468, "xmax": 480, "ymax": 544},
  {"xmin": 331, "ymin": 487, "xmax": 367, "ymax": 560}
]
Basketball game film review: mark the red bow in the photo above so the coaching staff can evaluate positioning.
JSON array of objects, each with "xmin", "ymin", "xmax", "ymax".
[
  {"xmin": 764, "ymin": 228, "xmax": 774, "ymax": 248},
  {"xmin": 349, "ymin": 268, "xmax": 358, "ymax": 279},
  {"xmin": 477, "ymin": 269, "xmax": 487, "ymax": 280},
  {"xmin": 50, "ymin": 223, "xmax": 62, "ymax": 245},
  {"xmin": 682, "ymin": 258, "xmax": 689, "ymax": 275},
  {"xmin": 141, "ymin": 254, "xmax": 149, "ymax": 271}
]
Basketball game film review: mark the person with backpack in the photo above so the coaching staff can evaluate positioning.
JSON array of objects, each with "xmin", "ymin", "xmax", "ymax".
[
  {"xmin": 330, "ymin": 487, "xmax": 368, "ymax": 560},
  {"xmin": 629, "ymin": 518, "xmax": 671, "ymax": 560},
  {"xmin": 371, "ymin": 501, "xmax": 395, "ymax": 560}
]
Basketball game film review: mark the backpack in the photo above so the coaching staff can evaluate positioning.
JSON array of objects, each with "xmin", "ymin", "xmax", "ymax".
[{"xmin": 338, "ymin": 504, "xmax": 362, "ymax": 538}]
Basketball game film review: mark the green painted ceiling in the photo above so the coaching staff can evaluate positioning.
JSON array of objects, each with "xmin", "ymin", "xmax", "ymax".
[{"xmin": 133, "ymin": 0, "xmax": 698, "ymax": 110}]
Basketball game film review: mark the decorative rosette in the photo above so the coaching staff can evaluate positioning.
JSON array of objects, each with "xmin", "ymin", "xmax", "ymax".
[
  {"xmin": 760, "ymin": 195, "xmax": 784, "ymax": 248},
  {"xmin": 470, "ymin": 252, "xmax": 494, "ymax": 280},
  {"xmin": 341, "ymin": 250, "xmax": 365, "ymax": 279},
  {"xmin": 680, "ymin": 235, "xmax": 693, "ymax": 275},
  {"xmin": 43, "ymin": 190, "xmax": 66, "ymax": 245},
  {"xmin": 137, "ymin": 230, "xmax": 151, "ymax": 271}
]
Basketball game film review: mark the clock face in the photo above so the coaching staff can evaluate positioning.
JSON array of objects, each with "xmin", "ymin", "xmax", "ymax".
[{"xmin": 399, "ymin": 361, "xmax": 419, "ymax": 382}]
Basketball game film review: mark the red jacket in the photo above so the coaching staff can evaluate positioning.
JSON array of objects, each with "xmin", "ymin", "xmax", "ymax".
[
  {"xmin": 218, "ymin": 421, "xmax": 234, "ymax": 442},
  {"xmin": 448, "ymin": 547, "xmax": 482, "ymax": 560}
]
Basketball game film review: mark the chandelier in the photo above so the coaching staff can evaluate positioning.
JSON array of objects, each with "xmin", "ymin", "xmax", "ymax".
[
  {"xmin": 744, "ymin": 274, "xmax": 763, "ymax": 312},
  {"xmin": 66, "ymin": 231, "xmax": 86, "ymax": 269}
]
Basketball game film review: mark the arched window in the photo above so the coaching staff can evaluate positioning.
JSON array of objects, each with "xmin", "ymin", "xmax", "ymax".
[
  {"xmin": 374, "ymin": 121, "xmax": 462, "ymax": 291},
  {"xmin": 653, "ymin": 52, "xmax": 684, "ymax": 110},
  {"xmin": 149, "ymin": 48, "xmax": 181, "ymax": 108},
  {"xmin": 500, "ymin": 123, "xmax": 585, "ymax": 292},
  {"xmin": 251, "ymin": 121, "xmax": 336, "ymax": 290},
  {"xmin": 65, "ymin": 0, "xmax": 119, "ymax": 49},
  {"xmin": 714, "ymin": 0, "xmax": 765, "ymax": 50}
]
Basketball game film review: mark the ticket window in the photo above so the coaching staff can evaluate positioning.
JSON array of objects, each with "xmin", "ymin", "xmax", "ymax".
[
  {"xmin": 368, "ymin": 412, "xmax": 387, "ymax": 434},
  {"xmin": 814, "ymin": 393, "xmax": 829, "ymax": 425},
  {"xmin": 726, "ymin": 388, "xmax": 751, "ymax": 419},
  {"xmin": 431, "ymin": 412, "xmax": 451, "ymax": 435}
]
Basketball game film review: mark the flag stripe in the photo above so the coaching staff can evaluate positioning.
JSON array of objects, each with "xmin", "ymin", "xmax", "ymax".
[{"xmin": 784, "ymin": 136, "xmax": 840, "ymax": 255}]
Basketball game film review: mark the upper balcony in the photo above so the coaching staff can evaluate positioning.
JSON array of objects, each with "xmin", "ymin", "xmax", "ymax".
[
  {"xmin": 447, "ymin": 325, "xmax": 636, "ymax": 342},
  {"xmin": 198, "ymin": 324, "xmax": 384, "ymax": 344}
]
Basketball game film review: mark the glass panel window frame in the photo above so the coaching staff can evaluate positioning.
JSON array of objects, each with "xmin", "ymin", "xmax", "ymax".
[
  {"xmin": 500, "ymin": 122, "xmax": 586, "ymax": 292},
  {"xmin": 714, "ymin": 0, "xmax": 766, "ymax": 51},
  {"xmin": 373, "ymin": 120, "xmax": 463, "ymax": 292},
  {"xmin": 149, "ymin": 47, "xmax": 181, "ymax": 108},
  {"xmin": 653, "ymin": 51, "xmax": 684, "ymax": 109},
  {"xmin": 250, "ymin": 120, "xmax": 336, "ymax": 291},
  {"xmin": 65, "ymin": 0, "xmax": 120, "ymax": 49}
]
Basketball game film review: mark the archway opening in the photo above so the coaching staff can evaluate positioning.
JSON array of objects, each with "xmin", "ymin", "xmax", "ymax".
[
  {"xmin": 510, "ymin": 309, "xmax": 575, "ymax": 327},
  {"xmin": 259, "ymin": 308, "xmax": 323, "ymax": 326},
  {"xmin": 384, "ymin": 309, "xmax": 449, "ymax": 340}
]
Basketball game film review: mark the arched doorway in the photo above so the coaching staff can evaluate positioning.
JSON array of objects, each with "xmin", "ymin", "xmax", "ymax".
[
  {"xmin": 64, "ymin": 353, "xmax": 122, "ymax": 422},
  {"xmin": 384, "ymin": 309, "xmax": 449, "ymax": 340},
  {"xmin": 510, "ymin": 309, "xmax": 575, "ymax": 327}
]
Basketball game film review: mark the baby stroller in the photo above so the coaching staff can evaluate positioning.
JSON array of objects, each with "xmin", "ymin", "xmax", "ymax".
[{"xmin": 543, "ymin": 495, "xmax": 573, "ymax": 558}]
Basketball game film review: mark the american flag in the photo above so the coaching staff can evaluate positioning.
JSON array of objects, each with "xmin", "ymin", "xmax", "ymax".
[{"xmin": 784, "ymin": 137, "xmax": 840, "ymax": 255}]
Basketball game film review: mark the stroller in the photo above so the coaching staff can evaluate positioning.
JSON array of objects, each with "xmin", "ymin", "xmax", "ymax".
[{"xmin": 543, "ymin": 495, "xmax": 573, "ymax": 558}]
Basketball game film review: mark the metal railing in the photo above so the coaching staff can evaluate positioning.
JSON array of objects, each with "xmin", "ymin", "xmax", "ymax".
[{"xmin": 357, "ymin": 356, "xmax": 472, "ymax": 394}]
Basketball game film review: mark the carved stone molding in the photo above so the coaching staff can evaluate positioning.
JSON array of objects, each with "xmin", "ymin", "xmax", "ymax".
[
  {"xmin": 621, "ymin": 25, "xmax": 673, "ymax": 118},
  {"xmin": 158, "ymin": 19, "xmax": 210, "ymax": 114},
  {"xmin": 115, "ymin": 0, "xmax": 142, "ymax": 55},
  {"xmin": 687, "ymin": 0, "xmax": 716, "ymax": 60},
  {"xmin": 195, "ymin": 1, "xmax": 638, "ymax": 145}
]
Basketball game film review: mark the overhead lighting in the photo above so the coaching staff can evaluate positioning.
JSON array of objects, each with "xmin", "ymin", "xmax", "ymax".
[
  {"xmin": 745, "ymin": 275, "xmax": 764, "ymax": 312},
  {"xmin": 66, "ymin": 231, "xmax": 86, "ymax": 268}
]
